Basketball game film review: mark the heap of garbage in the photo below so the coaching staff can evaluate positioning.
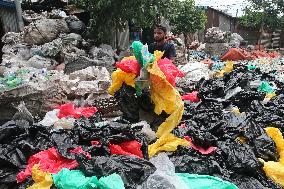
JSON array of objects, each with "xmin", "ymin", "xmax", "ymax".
[
  {"xmin": 0, "ymin": 9, "xmax": 119, "ymax": 121},
  {"xmin": 0, "ymin": 5, "xmax": 284, "ymax": 189},
  {"xmin": 1, "ymin": 10, "xmax": 115, "ymax": 72}
]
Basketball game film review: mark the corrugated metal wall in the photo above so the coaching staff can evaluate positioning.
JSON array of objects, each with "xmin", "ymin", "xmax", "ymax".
[{"xmin": 0, "ymin": 7, "xmax": 19, "ymax": 33}]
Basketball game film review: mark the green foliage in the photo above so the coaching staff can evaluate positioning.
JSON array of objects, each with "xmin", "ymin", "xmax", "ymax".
[
  {"xmin": 239, "ymin": 10, "xmax": 263, "ymax": 29},
  {"xmin": 166, "ymin": 0, "xmax": 207, "ymax": 35},
  {"xmin": 240, "ymin": 0, "xmax": 284, "ymax": 30},
  {"xmin": 70, "ymin": 0, "xmax": 207, "ymax": 44}
]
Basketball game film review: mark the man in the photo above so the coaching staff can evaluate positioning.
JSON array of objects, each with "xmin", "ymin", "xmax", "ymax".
[{"xmin": 148, "ymin": 25, "xmax": 176, "ymax": 61}]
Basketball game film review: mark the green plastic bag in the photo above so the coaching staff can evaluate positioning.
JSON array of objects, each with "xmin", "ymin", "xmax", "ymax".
[
  {"xmin": 247, "ymin": 64, "xmax": 256, "ymax": 70},
  {"xmin": 6, "ymin": 77, "xmax": 22, "ymax": 88},
  {"xmin": 131, "ymin": 41, "xmax": 144, "ymax": 66},
  {"xmin": 52, "ymin": 168, "xmax": 125, "ymax": 189},
  {"xmin": 176, "ymin": 173, "xmax": 239, "ymax": 189},
  {"xmin": 257, "ymin": 81, "xmax": 275, "ymax": 94},
  {"xmin": 98, "ymin": 172, "xmax": 125, "ymax": 189},
  {"xmin": 141, "ymin": 44, "xmax": 155, "ymax": 67},
  {"xmin": 131, "ymin": 41, "xmax": 155, "ymax": 68}
]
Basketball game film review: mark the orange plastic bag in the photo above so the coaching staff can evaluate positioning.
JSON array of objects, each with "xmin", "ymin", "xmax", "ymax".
[{"xmin": 220, "ymin": 48, "xmax": 251, "ymax": 61}]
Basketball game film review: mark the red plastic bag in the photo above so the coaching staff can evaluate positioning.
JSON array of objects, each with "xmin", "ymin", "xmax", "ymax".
[
  {"xmin": 184, "ymin": 136, "xmax": 217, "ymax": 155},
  {"xmin": 157, "ymin": 58, "xmax": 185, "ymax": 87},
  {"xmin": 181, "ymin": 91, "xmax": 200, "ymax": 103},
  {"xmin": 91, "ymin": 140, "xmax": 101, "ymax": 146},
  {"xmin": 57, "ymin": 103, "xmax": 97, "ymax": 119},
  {"xmin": 116, "ymin": 57, "xmax": 141, "ymax": 76},
  {"xmin": 17, "ymin": 147, "xmax": 88, "ymax": 183},
  {"xmin": 69, "ymin": 146, "xmax": 91, "ymax": 159},
  {"xmin": 109, "ymin": 140, "xmax": 143, "ymax": 158}
]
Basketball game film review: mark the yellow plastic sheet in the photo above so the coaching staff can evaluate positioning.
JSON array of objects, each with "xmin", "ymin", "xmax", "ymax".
[
  {"xmin": 108, "ymin": 50, "xmax": 188, "ymax": 158},
  {"xmin": 265, "ymin": 93, "xmax": 277, "ymax": 100},
  {"xmin": 154, "ymin": 50, "xmax": 164, "ymax": 62},
  {"xmin": 147, "ymin": 61, "xmax": 188, "ymax": 157},
  {"xmin": 122, "ymin": 56, "xmax": 136, "ymax": 61},
  {"xmin": 262, "ymin": 127, "xmax": 284, "ymax": 187},
  {"xmin": 147, "ymin": 61, "xmax": 182, "ymax": 115},
  {"xmin": 216, "ymin": 61, "xmax": 234, "ymax": 77},
  {"xmin": 27, "ymin": 165, "xmax": 53, "ymax": 189},
  {"xmin": 148, "ymin": 133, "xmax": 190, "ymax": 158},
  {"xmin": 108, "ymin": 69, "xmax": 136, "ymax": 96}
]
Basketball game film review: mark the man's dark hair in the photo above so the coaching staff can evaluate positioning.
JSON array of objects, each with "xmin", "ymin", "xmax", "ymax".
[{"xmin": 155, "ymin": 25, "xmax": 167, "ymax": 33}]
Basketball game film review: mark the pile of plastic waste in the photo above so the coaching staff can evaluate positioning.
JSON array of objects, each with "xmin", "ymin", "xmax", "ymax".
[
  {"xmin": 0, "ymin": 38, "xmax": 283, "ymax": 189},
  {"xmin": 1, "ymin": 8, "xmax": 115, "ymax": 73},
  {"xmin": 0, "ymin": 6, "xmax": 118, "ymax": 121}
]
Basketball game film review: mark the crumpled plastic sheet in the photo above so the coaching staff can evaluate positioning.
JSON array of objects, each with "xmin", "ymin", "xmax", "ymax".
[
  {"xmin": 139, "ymin": 153, "xmax": 190, "ymax": 189},
  {"xmin": 0, "ymin": 121, "xmax": 55, "ymax": 187},
  {"xmin": 116, "ymin": 56, "xmax": 141, "ymax": 76},
  {"xmin": 148, "ymin": 133, "xmax": 189, "ymax": 158},
  {"xmin": 184, "ymin": 136, "xmax": 217, "ymax": 155},
  {"xmin": 181, "ymin": 91, "xmax": 200, "ymax": 103},
  {"xmin": 262, "ymin": 127, "xmax": 284, "ymax": 187},
  {"xmin": 26, "ymin": 165, "xmax": 53, "ymax": 189},
  {"xmin": 147, "ymin": 60, "xmax": 189, "ymax": 157},
  {"xmin": 176, "ymin": 61, "xmax": 210, "ymax": 91},
  {"xmin": 108, "ymin": 69, "xmax": 136, "ymax": 96},
  {"xmin": 109, "ymin": 140, "xmax": 143, "ymax": 158},
  {"xmin": 177, "ymin": 173, "xmax": 239, "ymax": 189},
  {"xmin": 113, "ymin": 84, "xmax": 140, "ymax": 122},
  {"xmin": 214, "ymin": 61, "xmax": 234, "ymax": 77},
  {"xmin": 17, "ymin": 147, "xmax": 85, "ymax": 183},
  {"xmin": 169, "ymin": 145, "xmax": 281, "ymax": 189},
  {"xmin": 38, "ymin": 109, "xmax": 60, "ymax": 126},
  {"xmin": 57, "ymin": 103, "xmax": 98, "ymax": 119},
  {"xmin": 131, "ymin": 41, "xmax": 155, "ymax": 68},
  {"xmin": 52, "ymin": 168, "xmax": 125, "ymax": 189},
  {"xmin": 76, "ymin": 154, "xmax": 156, "ymax": 189},
  {"xmin": 157, "ymin": 58, "xmax": 185, "ymax": 87},
  {"xmin": 220, "ymin": 48, "xmax": 280, "ymax": 61},
  {"xmin": 74, "ymin": 117, "xmax": 149, "ymax": 159},
  {"xmin": 141, "ymin": 152, "xmax": 238, "ymax": 189}
]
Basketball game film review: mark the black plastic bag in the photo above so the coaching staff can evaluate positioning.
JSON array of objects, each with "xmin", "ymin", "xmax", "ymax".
[
  {"xmin": 76, "ymin": 154, "xmax": 156, "ymax": 189},
  {"xmin": 114, "ymin": 84, "xmax": 140, "ymax": 122}
]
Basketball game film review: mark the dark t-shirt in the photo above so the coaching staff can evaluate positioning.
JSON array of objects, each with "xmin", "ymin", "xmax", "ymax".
[{"xmin": 148, "ymin": 42, "xmax": 176, "ymax": 59}]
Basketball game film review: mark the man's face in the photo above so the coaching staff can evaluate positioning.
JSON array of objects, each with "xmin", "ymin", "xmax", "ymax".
[{"xmin": 154, "ymin": 28, "xmax": 165, "ymax": 42}]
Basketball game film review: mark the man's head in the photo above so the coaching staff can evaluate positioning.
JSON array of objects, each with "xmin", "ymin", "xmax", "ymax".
[{"xmin": 154, "ymin": 25, "xmax": 167, "ymax": 42}]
